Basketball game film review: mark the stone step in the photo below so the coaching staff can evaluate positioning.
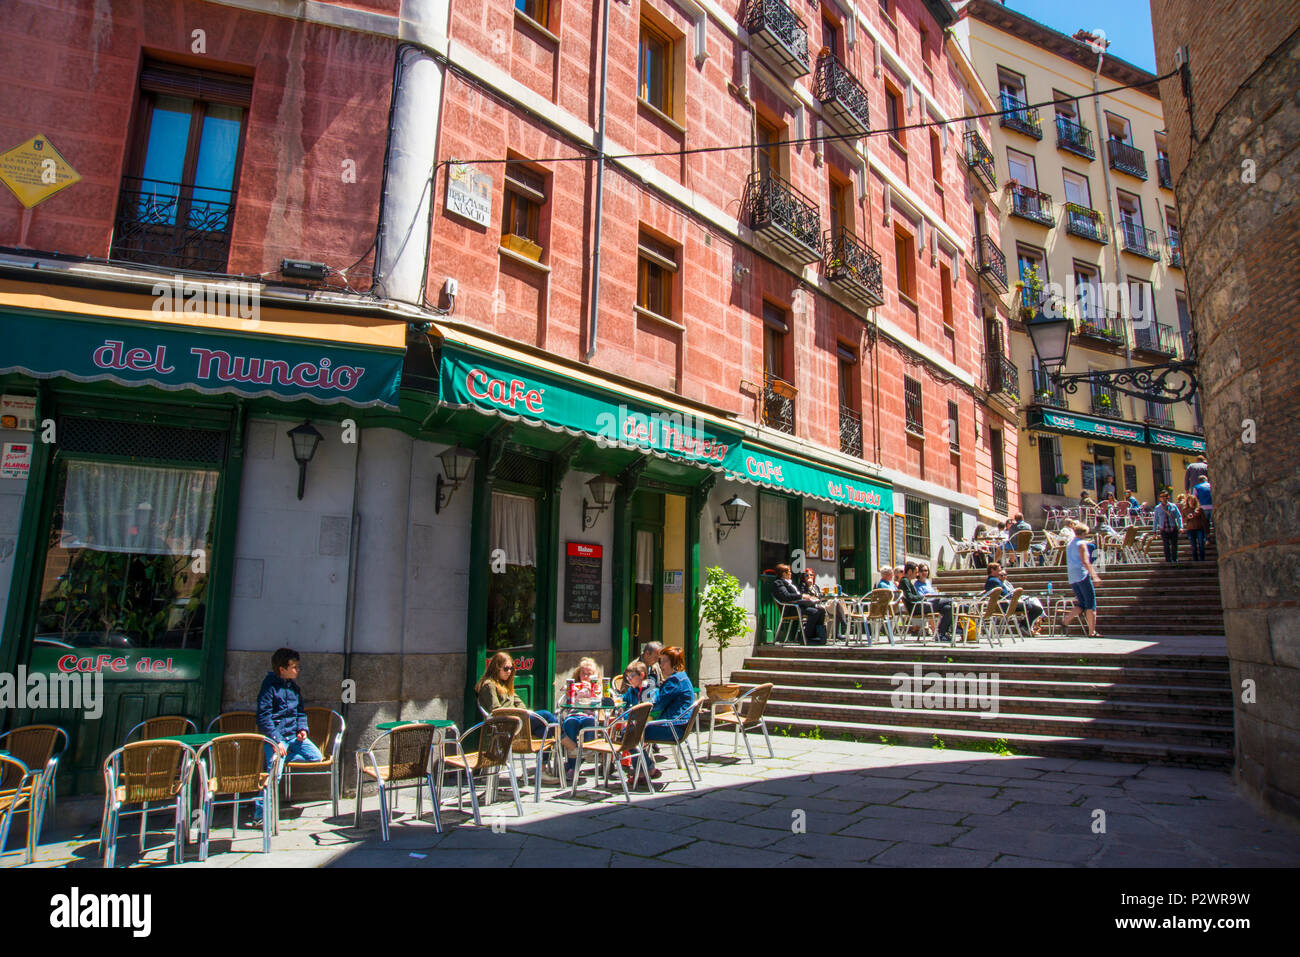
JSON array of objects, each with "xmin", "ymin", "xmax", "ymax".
[{"xmin": 745, "ymin": 654, "xmax": 1232, "ymax": 685}]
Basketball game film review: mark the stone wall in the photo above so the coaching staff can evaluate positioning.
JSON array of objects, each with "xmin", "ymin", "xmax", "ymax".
[{"xmin": 1151, "ymin": 11, "xmax": 1300, "ymax": 822}]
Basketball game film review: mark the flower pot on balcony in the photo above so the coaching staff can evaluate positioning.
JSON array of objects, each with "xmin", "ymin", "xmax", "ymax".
[
  {"xmin": 1054, "ymin": 474, "xmax": 1070, "ymax": 485},
  {"xmin": 769, "ymin": 378, "xmax": 798, "ymax": 399},
  {"xmin": 502, "ymin": 233, "xmax": 543, "ymax": 261}
]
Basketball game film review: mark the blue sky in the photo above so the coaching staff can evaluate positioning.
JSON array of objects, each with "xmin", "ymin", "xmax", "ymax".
[{"xmin": 1003, "ymin": 0, "xmax": 1157, "ymax": 72}]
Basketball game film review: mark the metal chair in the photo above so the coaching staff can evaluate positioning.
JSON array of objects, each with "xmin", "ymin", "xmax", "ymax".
[
  {"xmin": 440, "ymin": 714, "xmax": 523, "ymax": 824},
  {"xmin": 955, "ymin": 589, "xmax": 1004, "ymax": 647},
  {"xmin": 1007, "ymin": 529, "xmax": 1034, "ymax": 567},
  {"xmin": 772, "ymin": 598, "xmax": 811, "ymax": 644},
  {"xmin": 355, "ymin": 723, "xmax": 444, "ymax": 841},
  {"xmin": 194, "ymin": 734, "xmax": 281, "ymax": 859},
  {"xmin": 707, "ymin": 683, "xmax": 775, "ymax": 762},
  {"xmin": 0, "ymin": 724, "xmax": 67, "ymax": 835},
  {"xmin": 206, "ymin": 711, "xmax": 258, "ymax": 733},
  {"xmin": 572, "ymin": 702, "xmax": 654, "ymax": 804},
  {"xmin": 0, "ymin": 754, "xmax": 42, "ymax": 865},
  {"xmin": 644, "ymin": 697, "xmax": 706, "ymax": 791},
  {"xmin": 997, "ymin": 588, "xmax": 1028, "ymax": 643},
  {"xmin": 99, "ymin": 740, "xmax": 196, "ymax": 867},
  {"xmin": 863, "ymin": 588, "xmax": 897, "ymax": 645},
  {"xmin": 492, "ymin": 706, "xmax": 562, "ymax": 801},
  {"xmin": 122, "ymin": 715, "xmax": 197, "ymax": 746},
  {"xmin": 282, "ymin": 707, "xmax": 345, "ymax": 817}
]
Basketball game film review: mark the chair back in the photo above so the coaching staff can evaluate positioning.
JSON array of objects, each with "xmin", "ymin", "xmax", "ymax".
[
  {"xmin": 0, "ymin": 724, "xmax": 67, "ymax": 774},
  {"xmin": 200, "ymin": 734, "xmax": 274, "ymax": 796},
  {"xmin": 739, "ymin": 683, "xmax": 774, "ymax": 727},
  {"xmin": 1011, "ymin": 530, "xmax": 1033, "ymax": 552},
  {"xmin": 979, "ymin": 589, "xmax": 1002, "ymax": 619},
  {"xmin": 1120, "ymin": 525, "xmax": 1138, "ymax": 548},
  {"xmin": 381, "ymin": 724, "xmax": 439, "ymax": 782},
  {"xmin": 1003, "ymin": 587, "xmax": 1024, "ymax": 616},
  {"xmin": 493, "ymin": 707, "xmax": 539, "ymax": 754},
  {"xmin": 679, "ymin": 697, "xmax": 707, "ymax": 738},
  {"xmin": 0, "ymin": 754, "xmax": 32, "ymax": 794},
  {"xmin": 866, "ymin": 588, "xmax": 895, "ymax": 620},
  {"xmin": 612, "ymin": 702, "xmax": 654, "ymax": 752},
  {"xmin": 125, "ymin": 715, "xmax": 195, "ymax": 745},
  {"xmin": 611, "ymin": 674, "xmax": 628, "ymax": 695},
  {"xmin": 475, "ymin": 714, "xmax": 523, "ymax": 770},
  {"xmin": 208, "ymin": 711, "xmax": 257, "ymax": 733},
  {"xmin": 115, "ymin": 741, "xmax": 191, "ymax": 803},
  {"xmin": 304, "ymin": 707, "xmax": 344, "ymax": 759}
]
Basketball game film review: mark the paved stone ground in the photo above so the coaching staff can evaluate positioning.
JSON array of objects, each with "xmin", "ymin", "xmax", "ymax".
[{"xmin": 12, "ymin": 737, "xmax": 1300, "ymax": 868}]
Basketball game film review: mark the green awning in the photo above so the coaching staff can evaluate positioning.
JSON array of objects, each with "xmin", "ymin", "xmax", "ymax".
[
  {"xmin": 724, "ymin": 441, "xmax": 893, "ymax": 514},
  {"xmin": 1028, "ymin": 408, "xmax": 1146, "ymax": 445},
  {"xmin": 1146, "ymin": 427, "xmax": 1206, "ymax": 453},
  {"xmin": 2, "ymin": 310, "xmax": 404, "ymax": 407}
]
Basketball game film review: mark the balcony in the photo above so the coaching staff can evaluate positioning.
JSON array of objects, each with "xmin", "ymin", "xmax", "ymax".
[
  {"xmin": 762, "ymin": 372, "xmax": 796, "ymax": 434},
  {"xmin": 1029, "ymin": 370, "xmax": 1068, "ymax": 409},
  {"xmin": 1075, "ymin": 311, "xmax": 1128, "ymax": 348},
  {"xmin": 992, "ymin": 473, "xmax": 1009, "ymax": 514},
  {"xmin": 743, "ymin": 0, "xmax": 810, "ymax": 80},
  {"xmin": 1008, "ymin": 185, "xmax": 1055, "ymax": 227},
  {"xmin": 815, "ymin": 52, "xmax": 870, "ymax": 136},
  {"xmin": 964, "ymin": 129, "xmax": 996, "ymax": 192},
  {"xmin": 1157, "ymin": 156, "xmax": 1173, "ymax": 189},
  {"xmin": 110, "ymin": 176, "xmax": 235, "ymax": 273},
  {"xmin": 999, "ymin": 93, "xmax": 1042, "ymax": 139},
  {"xmin": 743, "ymin": 172, "xmax": 822, "ymax": 263},
  {"xmin": 1134, "ymin": 322, "xmax": 1180, "ymax": 357},
  {"xmin": 1054, "ymin": 116, "xmax": 1095, "ymax": 159},
  {"xmin": 976, "ymin": 235, "xmax": 1008, "ymax": 292},
  {"xmin": 839, "ymin": 407, "xmax": 863, "ymax": 457},
  {"xmin": 1167, "ymin": 232, "xmax": 1183, "ymax": 269},
  {"xmin": 1064, "ymin": 203, "xmax": 1108, "ymax": 244},
  {"xmin": 1090, "ymin": 386, "xmax": 1122, "ymax": 418},
  {"xmin": 985, "ymin": 352, "xmax": 1021, "ymax": 404},
  {"xmin": 824, "ymin": 227, "xmax": 884, "ymax": 306},
  {"xmin": 1144, "ymin": 402, "xmax": 1175, "ymax": 428},
  {"xmin": 1119, "ymin": 220, "xmax": 1161, "ymax": 260},
  {"xmin": 1107, "ymin": 139, "xmax": 1148, "ymax": 180}
]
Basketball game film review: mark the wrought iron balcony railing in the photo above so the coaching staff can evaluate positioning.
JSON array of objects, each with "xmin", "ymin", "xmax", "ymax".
[
  {"xmin": 1156, "ymin": 157, "xmax": 1173, "ymax": 189},
  {"xmin": 839, "ymin": 407, "xmax": 863, "ymax": 457},
  {"xmin": 992, "ymin": 472, "xmax": 1009, "ymax": 514},
  {"xmin": 1167, "ymin": 232, "xmax": 1183, "ymax": 268},
  {"xmin": 999, "ymin": 93, "xmax": 1042, "ymax": 139},
  {"xmin": 985, "ymin": 352, "xmax": 1021, "ymax": 403},
  {"xmin": 1074, "ymin": 311, "xmax": 1128, "ymax": 347},
  {"xmin": 1090, "ymin": 386, "xmax": 1122, "ymax": 418},
  {"xmin": 964, "ymin": 129, "xmax": 996, "ymax": 192},
  {"xmin": 1055, "ymin": 116, "xmax": 1095, "ymax": 159},
  {"xmin": 1134, "ymin": 322, "xmax": 1180, "ymax": 357},
  {"xmin": 1064, "ymin": 202, "xmax": 1107, "ymax": 244},
  {"xmin": 1029, "ymin": 369, "xmax": 1068, "ymax": 409},
  {"xmin": 815, "ymin": 52, "xmax": 870, "ymax": 136},
  {"xmin": 824, "ymin": 227, "xmax": 884, "ymax": 306},
  {"xmin": 1119, "ymin": 220, "xmax": 1161, "ymax": 260},
  {"xmin": 1107, "ymin": 138, "xmax": 1148, "ymax": 180},
  {"xmin": 1009, "ymin": 184, "xmax": 1055, "ymax": 226},
  {"xmin": 110, "ymin": 176, "xmax": 235, "ymax": 273},
  {"xmin": 976, "ymin": 235, "xmax": 1008, "ymax": 292},
  {"xmin": 744, "ymin": 171, "xmax": 822, "ymax": 263},
  {"xmin": 1144, "ymin": 402, "xmax": 1175, "ymax": 428},
  {"xmin": 762, "ymin": 372, "xmax": 796, "ymax": 434},
  {"xmin": 743, "ymin": 0, "xmax": 810, "ymax": 80}
]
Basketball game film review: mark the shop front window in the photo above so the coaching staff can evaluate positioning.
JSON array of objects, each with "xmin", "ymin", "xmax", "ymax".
[
  {"xmin": 36, "ymin": 461, "xmax": 217, "ymax": 650},
  {"xmin": 487, "ymin": 491, "xmax": 538, "ymax": 655}
]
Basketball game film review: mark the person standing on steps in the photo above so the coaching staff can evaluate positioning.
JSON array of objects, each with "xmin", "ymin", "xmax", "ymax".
[
  {"xmin": 1193, "ymin": 475, "xmax": 1214, "ymax": 544},
  {"xmin": 1060, "ymin": 521, "xmax": 1103, "ymax": 638},
  {"xmin": 1184, "ymin": 454, "xmax": 1208, "ymax": 493},
  {"xmin": 1153, "ymin": 489, "xmax": 1183, "ymax": 564},
  {"xmin": 1180, "ymin": 491, "xmax": 1208, "ymax": 562}
]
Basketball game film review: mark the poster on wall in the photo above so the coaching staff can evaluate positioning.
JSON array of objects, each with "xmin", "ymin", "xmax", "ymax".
[
  {"xmin": 820, "ymin": 513, "xmax": 836, "ymax": 561},
  {"xmin": 804, "ymin": 509, "xmax": 820, "ymax": 557},
  {"xmin": 1, "ymin": 442, "xmax": 31, "ymax": 479}
]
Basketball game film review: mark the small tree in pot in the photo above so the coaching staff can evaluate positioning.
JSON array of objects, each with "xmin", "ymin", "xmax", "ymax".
[{"xmin": 698, "ymin": 566, "xmax": 751, "ymax": 702}]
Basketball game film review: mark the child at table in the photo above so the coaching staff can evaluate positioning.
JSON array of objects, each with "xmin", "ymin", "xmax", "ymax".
[
  {"xmin": 253, "ymin": 647, "xmax": 322, "ymax": 825},
  {"xmin": 559, "ymin": 657, "xmax": 606, "ymax": 778}
]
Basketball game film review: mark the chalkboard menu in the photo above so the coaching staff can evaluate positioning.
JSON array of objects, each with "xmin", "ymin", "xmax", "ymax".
[
  {"xmin": 564, "ymin": 542, "xmax": 603, "ymax": 623},
  {"xmin": 1081, "ymin": 461, "xmax": 1096, "ymax": 495}
]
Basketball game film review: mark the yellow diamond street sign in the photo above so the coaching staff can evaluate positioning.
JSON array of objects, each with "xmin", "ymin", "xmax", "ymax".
[{"xmin": 0, "ymin": 135, "xmax": 82, "ymax": 208}]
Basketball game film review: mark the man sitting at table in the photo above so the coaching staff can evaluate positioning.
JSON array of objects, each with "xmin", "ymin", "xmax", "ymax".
[
  {"xmin": 772, "ymin": 563, "xmax": 827, "ymax": 644},
  {"xmin": 875, "ymin": 566, "xmax": 897, "ymax": 590},
  {"xmin": 899, "ymin": 561, "xmax": 954, "ymax": 642},
  {"xmin": 254, "ymin": 647, "xmax": 323, "ymax": 826},
  {"xmin": 983, "ymin": 562, "xmax": 1045, "ymax": 634}
]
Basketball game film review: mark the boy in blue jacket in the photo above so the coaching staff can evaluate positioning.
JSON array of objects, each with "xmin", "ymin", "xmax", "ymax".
[{"xmin": 253, "ymin": 647, "xmax": 322, "ymax": 824}]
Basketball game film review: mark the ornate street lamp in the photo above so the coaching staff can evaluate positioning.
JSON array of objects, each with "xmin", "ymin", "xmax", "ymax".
[
  {"xmin": 715, "ymin": 495, "xmax": 752, "ymax": 542},
  {"xmin": 287, "ymin": 421, "xmax": 324, "ymax": 500},
  {"xmin": 582, "ymin": 473, "xmax": 620, "ymax": 528},
  {"xmin": 436, "ymin": 445, "xmax": 477, "ymax": 513}
]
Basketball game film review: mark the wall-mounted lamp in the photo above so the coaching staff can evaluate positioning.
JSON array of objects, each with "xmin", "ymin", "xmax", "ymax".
[
  {"xmin": 1124, "ymin": 449, "xmax": 1132, "ymax": 461},
  {"xmin": 582, "ymin": 473, "xmax": 620, "ymax": 528},
  {"xmin": 1086, "ymin": 443, "xmax": 1096, "ymax": 456},
  {"xmin": 732, "ymin": 263, "xmax": 750, "ymax": 282},
  {"xmin": 715, "ymin": 494, "xmax": 751, "ymax": 542},
  {"xmin": 1027, "ymin": 432, "xmax": 1037, "ymax": 447},
  {"xmin": 436, "ymin": 445, "xmax": 477, "ymax": 513},
  {"xmin": 287, "ymin": 421, "xmax": 324, "ymax": 500}
]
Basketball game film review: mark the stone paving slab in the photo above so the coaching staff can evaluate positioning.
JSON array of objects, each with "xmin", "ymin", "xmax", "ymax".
[{"xmin": 12, "ymin": 738, "xmax": 1300, "ymax": 869}]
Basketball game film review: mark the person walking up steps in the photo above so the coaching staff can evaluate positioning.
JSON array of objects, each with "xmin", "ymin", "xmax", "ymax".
[{"xmin": 1061, "ymin": 522, "xmax": 1103, "ymax": 638}]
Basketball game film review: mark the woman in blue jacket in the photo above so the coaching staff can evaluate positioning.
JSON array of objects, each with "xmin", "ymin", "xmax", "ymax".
[{"xmin": 640, "ymin": 645, "xmax": 695, "ymax": 780}]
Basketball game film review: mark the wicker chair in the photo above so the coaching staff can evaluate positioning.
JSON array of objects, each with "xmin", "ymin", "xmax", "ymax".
[
  {"xmin": 282, "ymin": 707, "xmax": 345, "ymax": 817},
  {"xmin": 205, "ymin": 711, "xmax": 258, "ymax": 733},
  {"xmin": 195, "ymin": 734, "xmax": 281, "ymax": 859},
  {"xmin": 0, "ymin": 724, "xmax": 67, "ymax": 834},
  {"xmin": 355, "ymin": 723, "xmax": 444, "ymax": 841},
  {"xmin": 863, "ymin": 588, "xmax": 898, "ymax": 645},
  {"xmin": 644, "ymin": 697, "xmax": 706, "ymax": 791},
  {"xmin": 997, "ymin": 587, "xmax": 1027, "ymax": 643},
  {"xmin": 0, "ymin": 754, "xmax": 42, "ymax": 865},
  {"xmin": 492, "ymin": 706, "xmax": 561, "ymax": 802},
  {"xmin": 954, "ymin": 589, "xmax": 1004, "ymax": 647},
  {"xmin": 772, "ymin": 598, "xmax": 811, "ymax": 645},
  {"xmin": 572, "ymin": 702, "xmax": 654, "ymax": 804},
  {"xmin": 707, "ymin": 683, "xmax": 775, "ymax": 762},
  {"xmin": 122, "ymin": 715, "xmax": 197, "ymax": 746},
  {"xmin": 440, "ymin": 714, "xmax": 523, "ymax": 825},
  {"xmin": 99, "ymin": 740, "xmax": 196, "ymax": 868}
]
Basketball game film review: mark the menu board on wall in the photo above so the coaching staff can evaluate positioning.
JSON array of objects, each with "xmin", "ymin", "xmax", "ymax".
[
  {"xmin": 894, "ymin": 512, "xmax": 906, "ymax": 564},
  {"xmin": 820, "ymin": 513, "xmax": 836, "ymax": 561},
  {"xmin": 1081, "ymin": 461, "xmax": 1097, "ymax": 495},
  {"xmin": 804, "ymin": 509, "xmax": 821, "ymax": 557},
  {"xmin": 876, "ymin": 513, "xmax": 892, "ymax": 571},
  {"xmin": 1123, "ymin": 465, "xmax": 1138, "ymax": 496},
  {"xmin": 563, "ymin": 542, "xmax": 602, "ymax": 623}
]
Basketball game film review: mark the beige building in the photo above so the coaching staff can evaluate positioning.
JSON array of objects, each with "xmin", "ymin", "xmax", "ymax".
[{"xmin": 955, "ymin": 0, "xmax": 1203, "ymax": 520}]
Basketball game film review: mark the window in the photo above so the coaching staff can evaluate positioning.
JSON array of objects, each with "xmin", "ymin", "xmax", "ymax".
[
  {"xmin": 894, "ymin": 228, "xmax": 916, "ymax": 301},
  {"xmin": 919, "ymin": 26, "xmax": 931, "ymax": 65},
  {"xmin": 1062, "ymin": 169, "xmax": 1092, "ymax": 208},
  {"xmin": 1074, "ymin": 261, "xmax": 1100, "ymax": 319},
  {"xmin": 759, "ymin": 493, "xmax": 791, "ymax": 572},
  {"xmin": 1053, "ymin": 92, "xmax": 1078, "ymax": 123},
  {"xmin": 762, "ymin": 302, "xmax": 794, "ymax": 433},
  {"xmin": 997, "ymin": 68, "xmax": 1028, "ymax": 118},
  {"xmin": 113, "ymin": 60, "xmax": 251, "ymax": 272},
  {"xmin": 904, "ymin": 375, "xmax": 923, "ymax": 434},
  {"xmin": 930, "ymin": 130, "xmax": 943, "ymax": 184},
  {"xmin": 515, "ymin": 0, "xmax": 548, "ymax": 27},
  {"xmin": 639, "ymin": 19, "xmax": 672, "ymax": 115},
  {"xmin": 940, "ymin": 263, "xmax": 954, "ymax": 328},
  {"xmin": 1006, "ymin": 148, "xmax": 1037, "ymax": 188},
  {"xmin": 1105, "ymin": 112, "xmax": 1132, "ymax": 145},
  {"xmin": 762, "ymin": 301, "xmax": 789, "ymax": 380},
  {"xmin": 1038, "ymin": 435, "xmax": 1063, "ymax": 492},
  {"xmin": 636, "ymin": 232, "xmax": 677, "ymax": 320},
  {"xmin": 1016, "ymin": 244, "xmax": 1047, "ymax": 299},
  {"xmin": 757, "ymin": 117, "xmax": 782, "ymax": 180},
  {"xmin": 1152, "ymin": 451, "xmax": 1172, "ymax": 494},
  {"xmin": 822, "ymin": 13, "xmax": 842, "ymax": 60},
  {"xmin": 1117, "ymin": 190, "xmax": 1143, "ymax": 229},
  {"xmin": 949, "ymin": 508, "xmax": 964, "ymax": 542},
  {"xmin": 884, "ymin": 84, "xmax": 904, "ymax": 146},
  {"xmin": 502, "ymin": 163, "xmax": 546, "ymax": 258},
  {"xmin": 904, "ymin": 496, "xmax": 929, "ymax": 558},
  {"xmin": 838, "ymin": 347, "xmax": 856, "ymax": 409},
  {"xmin": 829, "ymin": 175, "xmax": 850, "ymax": 238},
  {"xmin": 947, "ymin": 399, "xmax": 959, "ymax": 451}
]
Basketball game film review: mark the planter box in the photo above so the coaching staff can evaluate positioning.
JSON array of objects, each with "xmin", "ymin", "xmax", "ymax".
[{"xmin": 502, "ymin": 233, "xmax": 543, "ymax": 261}]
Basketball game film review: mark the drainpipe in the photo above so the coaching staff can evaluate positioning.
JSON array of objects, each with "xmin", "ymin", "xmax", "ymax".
[{"xmin": 585, "ymin": 0, "xmax": 612, "ymax": 361}]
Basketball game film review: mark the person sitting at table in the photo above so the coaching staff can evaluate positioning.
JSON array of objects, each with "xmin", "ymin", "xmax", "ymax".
[
  {"xmin": 772, "ymin": 563, "xmax": 827, "ymax": 644},
  {"xmin": 620, "ymin": 661, "xmax": 656, "ymax": 708},
  {"xmin": 476, "ymin": 651, "xmax": 561, "ymax": 738},
  {"xmin": 983, "ymin": 561, "xmax": 1045, "ymax": 634},
  {"xmin": 253, "ymin": 647, "xmax": 322, "ymax": 826},
  {"xmin": 875, "ymin": 566, "xmax": 896, "ymax": 590},
  {"xmin": 1126, "ymin": 490, "xmax": 1142, "ymax": 518},
  {"xmin": 971, "ymin": 524, "xmax": 993, "ymax": 568},
  {"xmin": 555, "ymin": 657, "xmax": 608, "ymax": 779},
  {"xmin": 639, "ymin": 646, "xmax": 696, "ymax": 783},
  {"xmin": 634, "ymin": 642, "xmax": 664, "ymax": 690},
  {"xmin": 899, "ymin": 561, "xmax": 954, "ymax": 642},
  {"xmin": 916, "ymin": 564, "xmax": 937, "ymax": 595}
]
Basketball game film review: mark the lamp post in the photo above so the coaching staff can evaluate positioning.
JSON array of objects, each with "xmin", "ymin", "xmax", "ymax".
[
  {"xmin": 715, "ymin": 495, "xmax": 751, "ymax": 542},
  {"xmin": 287, "ymin": 421, "xmax": 324, "ymax": 500},
  {"xmin": 436, "ymin": 445, "xmax": 477, "ymax": 513},
  {"xmin": 582, "ymin": 473, "xmax": 620, "ymax": 529}
]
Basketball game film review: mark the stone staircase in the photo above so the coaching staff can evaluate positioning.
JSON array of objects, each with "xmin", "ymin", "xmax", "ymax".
[{"xmin": 730, "ymin": 542, "xmax": 1232, "ymax": 767}]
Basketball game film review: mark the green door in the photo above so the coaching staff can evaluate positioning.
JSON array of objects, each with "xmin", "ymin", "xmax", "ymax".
[{"xmin": 486, "ymin": 490, "xmax": 541, "ymax": 708}]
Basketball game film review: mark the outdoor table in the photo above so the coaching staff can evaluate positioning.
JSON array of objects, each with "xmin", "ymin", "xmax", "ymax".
[
  {"xmin": 151, "ymin": 733, "xmax": 225, "ymax": 846},
  {"xmin": 376, "ymin": 718, "xmax": 458, "ymax": 740}
]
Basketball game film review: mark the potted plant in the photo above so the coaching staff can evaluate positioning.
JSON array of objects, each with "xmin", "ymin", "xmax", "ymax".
[
  {"xmin": 1054, "ymin": 473, "xmax": 1070, "ymax": 485},
  {"xmin": 1098, "ymin": 393, "xmax": 1112, "ymax": 409},
  {"xmin": 1035, "ymin": 389, "xmax": 1054, "ymax": 403},
  {"xmin": 698, "ymin": 565, "xmax": 751, "ymax": 703}
]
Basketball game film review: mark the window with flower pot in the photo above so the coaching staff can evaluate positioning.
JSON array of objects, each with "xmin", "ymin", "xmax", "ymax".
[{"xmin": 502, "ymin": 162, "xmax": 547, "ymax": 261}]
